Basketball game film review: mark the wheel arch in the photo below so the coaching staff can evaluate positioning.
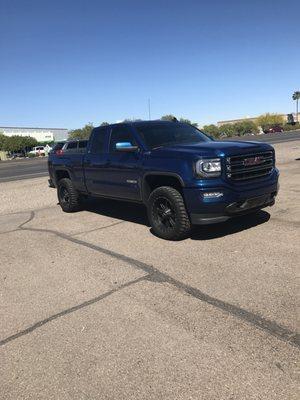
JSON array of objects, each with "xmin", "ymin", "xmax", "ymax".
[
  {"xmin": 142, "ymin": 172, "xmax": 185, "ymax": 203},
  {"xmin": 55, "ymin": 168, "xmax": 72, "ymax": 183}
]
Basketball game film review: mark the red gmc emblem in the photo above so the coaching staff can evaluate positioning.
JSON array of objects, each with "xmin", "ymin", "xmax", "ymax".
[{"xmin": 244, "ymin": 156, "xmax": 263, "ymax": 166}]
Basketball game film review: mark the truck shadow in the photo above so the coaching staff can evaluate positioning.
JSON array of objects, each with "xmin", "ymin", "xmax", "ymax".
[
  {"xmin": 83, "ymin": 197, "xmax": 271, "ymax": 240},
  {"xmin": 190, "ymin": 210, "xmax": 270, "ymax": 240},
  {"xmin": 84, "ymin": 197, "xmax": 150, "ymax": 226}
]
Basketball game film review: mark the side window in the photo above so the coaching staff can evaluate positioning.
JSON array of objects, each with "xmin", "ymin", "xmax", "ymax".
[
  {"xmin": 109, "ymin": 126, "xmax": 137, "ymax": 153},
  {"xmin": 78, "ymin": 140, "xmax": 88, "ymax": 153},
  {"xmin": 64, "ymin": 142, "xmax": 78, "ymax": 153},
  {"xmin": 78, "ymin": 140, "xmax": 87, "ymax": 148},
  {"xmin": 90, "ymin": 128, "xmax": 107, "ymax": 154}
]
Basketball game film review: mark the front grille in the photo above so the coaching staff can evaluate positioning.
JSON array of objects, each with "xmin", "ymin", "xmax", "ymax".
[{"xmin": 226, "ymin": 151, "xmax": 274, "ymax": 181}]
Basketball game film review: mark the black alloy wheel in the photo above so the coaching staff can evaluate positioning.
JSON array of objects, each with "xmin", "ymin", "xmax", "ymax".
[
  {"xmin": 57, "ymin": 178, "xmax": 82, "ymax": 212},
  {"xmin": 148, "ymin": 186, "xmax": 191, "ymax": 240}
]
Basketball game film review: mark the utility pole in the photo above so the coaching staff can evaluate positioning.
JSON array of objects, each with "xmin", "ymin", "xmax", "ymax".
[{"xmin": 148, "ymin": 98, "xmax": 151, "ymax": 120}]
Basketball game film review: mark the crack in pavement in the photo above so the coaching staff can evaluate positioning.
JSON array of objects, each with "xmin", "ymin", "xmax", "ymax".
[
  {"xmin": 0, "ymin": 205, "xmax": 57, "ymax": 218},
  {"xmin": 1, "ymin": 210, "xmax": 299, "ymax": 349},
  {"xmin": 0, "ymin": 275, "xmax": 148, "ymax": 347},
  {"xmin": 70, "ymin": 221, "xmax": 125, "ymax": 237},
  {"xmin": 0, "ymin": 229, "xmax": 20, "ymax": 236}
]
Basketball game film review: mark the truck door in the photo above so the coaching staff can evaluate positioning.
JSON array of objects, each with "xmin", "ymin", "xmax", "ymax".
[
  {"xmin": 105, "ymin": 125, "xmax": 143, "ymax": 201},
  {"xmin": 83, "ymin": 127, "xmax": 110, "ymax": 195}
]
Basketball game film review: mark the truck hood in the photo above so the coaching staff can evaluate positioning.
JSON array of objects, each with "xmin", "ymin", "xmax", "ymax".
[{"xmin": 151, "ymin": 140, "xmax": 273, "ymax": 158}]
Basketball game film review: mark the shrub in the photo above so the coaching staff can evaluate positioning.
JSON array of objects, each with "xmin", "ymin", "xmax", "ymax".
[
  {"xmin": 69, "ymin": 123, "xmax": 94, "ymax": 140},
  {"xmin": 0, "ymin": 133, "xmax": 7, "ymax": 150},
  {"xmin": 27, "ymin": 152, "xmax": 36, "ymax": 158},
  {"xmin": 233, "ymin": 120, "xmax": 258, "ymax": 136},
  {"xmin": 2, "ymin": 135, "xmax": 38, "ymax": 152},
  {"xmin": 257, "ymin": 113, "xmax": 284, "ymax": 130},
  {"xmin": 202, "ymin": 124, "xmax": 220, "ymax": 138},
  {"xmin": 218, "ymin": 124, "xmax": 236, "ymax": 137},
  {"xmin": 179, "ymin": 118, "xmax": 198, "ymax": 127},
  {"xmin": 161, "ymin": 114, "xmax": 177, "ymax": 121},
  {"xmin": 283, "ymin": 123, "xmax": 300, "ymax": 131}
]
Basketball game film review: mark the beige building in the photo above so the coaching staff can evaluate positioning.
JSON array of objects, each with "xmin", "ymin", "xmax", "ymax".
[
  {"xmin": 0, "ymin": 126, "xmax": 68, "ymax": 142},
  {"xmin": 217, "ymin": 113, "xmax": 300, "ymax": 127}
]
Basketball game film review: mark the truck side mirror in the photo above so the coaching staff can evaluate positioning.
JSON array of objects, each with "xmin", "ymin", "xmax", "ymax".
[{"xmin": 115, "ymin": 142, "xmax": 139, "ymax": 152}]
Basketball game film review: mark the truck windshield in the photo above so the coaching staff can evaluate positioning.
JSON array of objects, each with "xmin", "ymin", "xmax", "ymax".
[{"xmin": 135, "ymin": 122, "xmax": 212, "ymax": 149}]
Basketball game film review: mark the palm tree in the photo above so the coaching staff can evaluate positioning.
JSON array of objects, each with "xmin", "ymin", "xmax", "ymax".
[{"xmin": 292, "ymin": 91, "xmax": 300, "ymax": 123}]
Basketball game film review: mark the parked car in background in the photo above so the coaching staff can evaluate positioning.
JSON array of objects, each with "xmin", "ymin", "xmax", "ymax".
[
  {"xmin": 263, "ymin": 126, "xmax": 283, "ymax": 134},
  {"xmin": 28, "ymin": 146, "xmax": 46, "ymax": 156}
]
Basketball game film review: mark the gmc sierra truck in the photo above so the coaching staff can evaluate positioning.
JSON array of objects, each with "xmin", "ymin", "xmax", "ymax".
[{"xmin": 48, "ymin": 120, "xmax": 279, "ymax": 240}]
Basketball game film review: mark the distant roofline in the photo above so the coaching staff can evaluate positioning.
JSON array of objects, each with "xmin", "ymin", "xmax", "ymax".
[
  {"xmin": 0, "ymin": 126, "xmax": 68, "ymax": 131},
  {"xmin": 217, "ymin": 112, "xmax": 300, "ymax": 125},
  {"xmin": 217, "ymin": 116, "xmax": 262, "ymax": 124}
]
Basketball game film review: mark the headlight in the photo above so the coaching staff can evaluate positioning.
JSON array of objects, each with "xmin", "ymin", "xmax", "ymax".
[{"xmin": 195, "ymin": 158, "xmax": 221, "ymax": 178}]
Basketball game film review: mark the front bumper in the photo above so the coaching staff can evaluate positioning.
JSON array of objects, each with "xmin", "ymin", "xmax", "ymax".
[
  {"xmin": 190, "ymin": 192, "xmax": 276, "ymax": 224},
  {"xmin": 184, "ymin": 170, "xmax": 279, "ymax": 225}
]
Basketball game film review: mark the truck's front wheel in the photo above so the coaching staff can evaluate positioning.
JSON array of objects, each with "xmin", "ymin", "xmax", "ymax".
[
  {"xmin": 57, "ymin": 178, "xmax": 82, "ymax": 212},
  {"xmin": 148, "ymin": 186, "xmax": 191, "ymax": 240}
]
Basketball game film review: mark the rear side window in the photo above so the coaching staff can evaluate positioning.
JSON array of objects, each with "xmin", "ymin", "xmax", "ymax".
[
  {"xmin": 109, "ymin": 125, "xmax": 137, "ymax": 153},
  {"xmin": 65, "ymin": 142, "xmax": 78, "ymax": 152},
  {"xmin": 90, "ymin": 128, "xmax": 107, "ymax": 154},
  {"xmin": 78, "ymin": 140, "xmax": 88, "ymax": 153},
  {"xmin": 78, "ymin": 140, "xmax": 87, "ymax": 148},
  {"xmin": 53, "ymin": 142, "xmax": 64, "ymax": 151}
]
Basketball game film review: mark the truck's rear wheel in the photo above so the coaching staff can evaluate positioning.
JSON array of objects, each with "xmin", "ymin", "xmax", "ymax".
[
  {"xmin": 148, "ymin": 186, "xmax": 191, "ymax": 240},
  {"xmin": 57, "ymin": 178, "xmax": 82, "ymax": 212}
]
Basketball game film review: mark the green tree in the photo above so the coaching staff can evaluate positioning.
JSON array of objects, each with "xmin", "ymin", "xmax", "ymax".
[
  {"xmin": 292, "ymin": 91, "xmax": 300, "ymax": 123},
  {"xmin": 202, "ymin": 124, "xmax": 220, "ymax": 138},
  {"xmin": 23, "ymin": 136, "xmax": 38, "ymax": 148},
  {"xmin": 0, "ymin": 133, "xmax": 7, "ymax": 150},
  {"xmin": 218, "ymin": 124, "xmax": 236, "ymax": 137},
  {"xmin": 283, "ymin": 122, "xmax": 300, "ymax": 131},
  {"xmin": 256, "ymin": 113, "xmax": 285, "ymax": 131},
  {"xmin": 161, "ymin": 114, "xmax": 177, "ymax": 121},
  {"xmin": 179, "ymin": 118, "xmax": 198, "ymax": 127},
  {"xmin": 3, "ymin": 135, "xmax": 37, "ymax": 152},
  {"xmin": 69, "ymin": 123, "xmax": 94, "ymax": 139},
  {"xmin": 233, "ymin": 120, "xmax": 258, "ymax": 136}
]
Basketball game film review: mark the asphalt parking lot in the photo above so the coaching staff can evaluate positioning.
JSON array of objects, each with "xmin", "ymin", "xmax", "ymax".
[{"xmin": 0, "ymin": 141, "xmax": 299, "ymax": 399}]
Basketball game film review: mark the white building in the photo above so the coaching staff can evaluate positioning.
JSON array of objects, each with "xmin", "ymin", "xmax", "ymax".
[{"xmin": 0, "ymin": 126, "xmax": 68, "ymax": 142}]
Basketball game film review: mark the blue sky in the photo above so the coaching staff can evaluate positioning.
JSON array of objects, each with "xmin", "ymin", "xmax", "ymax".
[{"xmin": 0, "ymin": 0, "xmax": 299, "ymax": 128}]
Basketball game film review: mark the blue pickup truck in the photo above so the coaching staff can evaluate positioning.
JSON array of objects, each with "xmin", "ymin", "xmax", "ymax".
[{"xmin": 48, "ymin": 120, "xmax": 279, "ymax": 240}]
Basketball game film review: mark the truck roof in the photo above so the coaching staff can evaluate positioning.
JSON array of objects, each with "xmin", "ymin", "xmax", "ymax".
[{"xmin": 96, "ymin": 120, "xmax": 181, "ymax": 129}]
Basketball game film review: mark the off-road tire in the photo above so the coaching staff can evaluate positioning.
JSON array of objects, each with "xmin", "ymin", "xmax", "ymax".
[
  {"xmin": 148, "ymin": 186, "xmax": 191, "ymax": 240},
  {"xmin": 57, "ymin": 178, "xmax": 82, "ymax": 213}
]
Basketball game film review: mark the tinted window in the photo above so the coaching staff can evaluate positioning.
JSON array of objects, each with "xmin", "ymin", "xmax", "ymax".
[
  {"xmin": 135, "ymin": 122, "xmax": 212, "ymax": 149},
  {"xmin": 109, "ymin": 125, "xmax": 137, "ymax": 153},
  {"xmin": 53, "ymin": 142, "xmax": 65, "ymax": 151},
  {"xmin": 66, "ymin": 142, "xmax": 78, "ymax": 150},
  {"xmin": 78, "ymin": 140, "xmax": 88, "ymax": 148},
  {"xmin": 90, "ymin": 128, "xmax": 107, "ymax": 153}
]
